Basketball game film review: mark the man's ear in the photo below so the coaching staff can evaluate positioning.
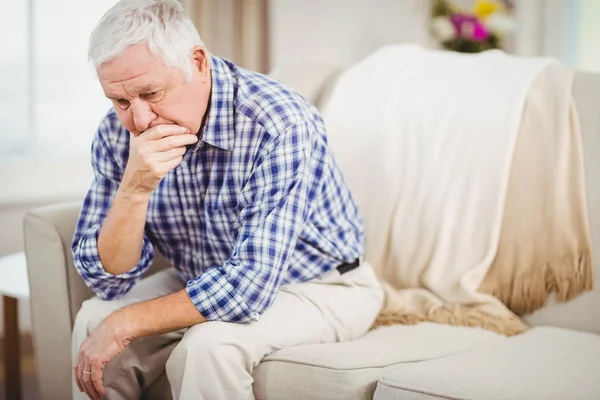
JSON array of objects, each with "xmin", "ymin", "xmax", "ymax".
[{"xmin": 191, "ymin": 46, "xmax": 210, "ymax": 81}]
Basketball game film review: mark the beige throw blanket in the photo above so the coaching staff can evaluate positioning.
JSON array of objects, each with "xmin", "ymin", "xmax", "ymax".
[{"xmin": 323, "ymin": 45, "xmax": 593, "ymax": 336}]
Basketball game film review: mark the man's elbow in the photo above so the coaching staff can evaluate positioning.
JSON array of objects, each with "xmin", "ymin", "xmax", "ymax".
[
  {"xmin": 227, "ymin": 299, "xmax": 272, "ymax": 323},
  {"xmin": 83, "ymin": 280, "xmax": 128, "ymax": 301},
  {"xmin": 78, "ymin": 270, "xmax": 137, "ymax": 301}
]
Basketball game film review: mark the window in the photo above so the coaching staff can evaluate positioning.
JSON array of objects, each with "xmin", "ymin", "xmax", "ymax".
[
  {"xmin": 0, "ymin": 1, "xmax": 29, "ymax": 155},
  {"xmin": 0, "ymin": 0, "xmax": 119, "ymax": 159},
  {"xmin": 572, "ymin": 0, "xmax": 600, "ymax": 72}
]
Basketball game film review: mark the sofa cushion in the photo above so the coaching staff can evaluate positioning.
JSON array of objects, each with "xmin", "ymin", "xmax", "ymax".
[
  {"xmin": 374, "ymin": 327, "xmax": 600, "ymax": 400},
  {"xmin": 252, "ymin": 323, "xmax": 504, "ymax": 400}
]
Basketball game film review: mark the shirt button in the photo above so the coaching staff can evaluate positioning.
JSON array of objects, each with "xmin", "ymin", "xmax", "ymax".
[{"xmin": 186, "ymin": 209, "xmax": 196, "ymax": 216}]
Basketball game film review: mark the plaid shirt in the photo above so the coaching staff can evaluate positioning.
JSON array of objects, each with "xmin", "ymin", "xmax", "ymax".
[{"xmin": 72, "ymin": 55, "xmax": 364, "ymax": 323}]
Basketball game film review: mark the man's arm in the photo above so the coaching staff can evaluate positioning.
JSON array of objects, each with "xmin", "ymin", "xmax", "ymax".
[
  {"xmin": 106, "ymin": 289, "xmax": 206, "ymax": 339},
  {"xmin": 72, "ymin": 116, "xmax": 198, "ymax": 298},
  {"xmin": 73, "ymin": 287, "xmax": 206, "ymax": 400},
  {"xmin": 97, "ymin": 125, "xmax": 197, "ymax": 275}
]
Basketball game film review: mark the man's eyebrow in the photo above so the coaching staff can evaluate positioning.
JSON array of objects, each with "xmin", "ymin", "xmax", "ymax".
[
  {"xmin": 104, "ymin": 85, "xmax": 162, "ymax": 99},
  {"xmin": 135, "ymin": 84, "xmax": 160, "ymax": 93}
]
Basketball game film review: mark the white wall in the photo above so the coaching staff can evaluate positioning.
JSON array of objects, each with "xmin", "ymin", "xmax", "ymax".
[{"xmin": 269, "ymin": 0, "xmax": 473, "ymax": 70}]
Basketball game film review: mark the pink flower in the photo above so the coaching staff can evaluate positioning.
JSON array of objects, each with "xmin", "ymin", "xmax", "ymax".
[
  {"xmin": 471, "ymin": 20, "xmax": 490, "ymax": 41},
  {"xmin": 450, "ymin": 13, "xmax": 490, "ymax": 42}
]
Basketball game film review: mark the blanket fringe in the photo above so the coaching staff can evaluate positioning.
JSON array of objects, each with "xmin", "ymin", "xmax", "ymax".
[
  {"xmin": 479, "ymin": 251, "xmax": 594, "ymax": 316},
  {"xmin": 372, "ymin": 251, "xmax": 593, "ymax": 336},
  {"xmin": 372, "ymin": 304, "xmax": 529, "ymax": 336}
]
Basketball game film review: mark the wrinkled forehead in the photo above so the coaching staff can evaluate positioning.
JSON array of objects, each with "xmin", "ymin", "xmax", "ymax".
[
  {"xmin": 102, "ymin": 78, "xmax": 164, "ymax": 100},
  {"xmin": 96, "ymin": 44, "xmax": 175, "ymax": 83}
]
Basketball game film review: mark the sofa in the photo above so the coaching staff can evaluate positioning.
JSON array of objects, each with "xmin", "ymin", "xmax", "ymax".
[{"xmin": 24, "ymin": 63, "xmax": 600, "ymax": 400}]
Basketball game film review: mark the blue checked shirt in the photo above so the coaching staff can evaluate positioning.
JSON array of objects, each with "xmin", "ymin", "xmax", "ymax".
[{"xmin": 72, "ymin": 55, "xmax": 364, "ymax": 323}]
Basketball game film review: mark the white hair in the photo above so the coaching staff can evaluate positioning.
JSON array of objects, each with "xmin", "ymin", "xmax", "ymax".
[{"xmin": 88, "ymin": 0, "xmax": 204, "ymax": 81}]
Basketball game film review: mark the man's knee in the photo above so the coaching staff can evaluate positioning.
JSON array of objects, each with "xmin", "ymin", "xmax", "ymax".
[
  {"xmin": 73, "ymin": 297, "xmax": 122, "ymax": 334},
  {"xmin": 165, "ymin": 322, "xmax": 250, "ymax": 376}
]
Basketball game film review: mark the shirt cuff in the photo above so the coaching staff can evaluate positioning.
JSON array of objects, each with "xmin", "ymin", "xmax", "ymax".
[
  {"xmin": 186, "ymin": 265, "xmax": 261, "ymax": 323},
  {"xmin": 73, "ymin": 225, "xmax": 155, "ymax": 300}
]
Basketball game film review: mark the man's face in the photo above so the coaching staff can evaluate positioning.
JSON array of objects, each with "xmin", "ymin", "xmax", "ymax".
[{"xmin": 97, "ymin": 43, "xmax": 210, "ymax": 137}]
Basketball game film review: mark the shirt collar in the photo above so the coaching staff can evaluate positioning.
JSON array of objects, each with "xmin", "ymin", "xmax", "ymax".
[{"xmin": 194, "ymin": 55, "xmax": 236, "ymax": 152}]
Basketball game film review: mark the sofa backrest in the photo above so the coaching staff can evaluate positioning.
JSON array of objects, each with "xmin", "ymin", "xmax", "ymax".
[{"xmin": 271, "ymin": 64, "xmax": 600, "ymax": 335}]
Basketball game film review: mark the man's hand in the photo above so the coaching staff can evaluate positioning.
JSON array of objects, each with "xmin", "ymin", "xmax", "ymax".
[
  {"xmin": 74, "ymin": 290, "xmax": 205, "ymax": 399},
  {"xmin": 74, "ymin": 313, "xmax": 132, "ymax": 399},
  {"xmin": 96, "ymin": 125, "xmax": 197, "ymax": 276},
  {"xmin": 122, "ymin": 124, "xmax": 199, "ymax": 194}
]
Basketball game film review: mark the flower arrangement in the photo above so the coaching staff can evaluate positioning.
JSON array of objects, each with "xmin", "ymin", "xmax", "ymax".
[{"xmin": 430, "ymin": 0, "xmax": 516, "ymax": 53}]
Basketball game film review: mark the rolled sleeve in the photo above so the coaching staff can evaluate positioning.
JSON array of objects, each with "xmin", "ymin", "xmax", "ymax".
[
  {"xmin": 186, "ymin": 265, "xmax": 260, "ymax": 322},
  {"xmin": 187, "ymin": 121, "xmax": 316, "ymax": 322},
  {"xmin": 73, "ymin": 223, "xmax": 155, "ymax": 300}
]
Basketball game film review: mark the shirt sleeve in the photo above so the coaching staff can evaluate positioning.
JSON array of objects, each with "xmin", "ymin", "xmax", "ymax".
[
  {"xmin": 71, "ymin": 112, "xmax": 155, "ymax": 300},
  {"xmin": 186, "ymin": 121, "xmax": 316, "ymax": 322}
]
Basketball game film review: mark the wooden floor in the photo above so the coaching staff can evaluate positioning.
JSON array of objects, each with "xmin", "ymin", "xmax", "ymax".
[{"xmin": 0, "ymin": 335, "xmax": 41, "ymax": 400}]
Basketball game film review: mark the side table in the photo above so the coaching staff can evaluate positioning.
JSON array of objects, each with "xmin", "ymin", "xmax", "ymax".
[{"xmin": 0, "ymin": 252, "xmax": 29, "ymax": 400}]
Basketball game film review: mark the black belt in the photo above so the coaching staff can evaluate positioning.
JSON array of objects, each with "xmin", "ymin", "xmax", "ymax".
[{"xmin": 336, "ymin": 258, "xmax": 360, "ymax": 275}]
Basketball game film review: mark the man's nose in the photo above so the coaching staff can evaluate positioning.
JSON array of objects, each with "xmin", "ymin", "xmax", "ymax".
[{"xmin": 131, "ymin": 100, "xmax": 157, "ymax": 133}]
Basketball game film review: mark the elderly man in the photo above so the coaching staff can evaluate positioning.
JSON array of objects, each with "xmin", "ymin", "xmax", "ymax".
[{"xmin": 71, "ymin": 0, "xmax": 383, "ymax": 399}]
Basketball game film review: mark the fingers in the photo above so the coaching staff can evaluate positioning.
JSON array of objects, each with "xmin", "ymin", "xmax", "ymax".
[
  {"xmin": 162, "ymin": 155, "xmax": 185, "ymax": 171},
  {"xmin": 155, "ymin": 146, "xmax": 187, "ymax": 162},
  {"xmin": 74, "ymin": 353, "xmax": 85, "ymax": 393},
  {"xmin": 91, "ymin": 362, "xmax": 106, "ymax": 398},
  {"xmin": 82, "ymin": 360, "xmax": 102, "ymax": 400},
  {"xmin": 143, "ymin": 124, "xmax": 189, "ymax": 140},
  {"xmin": 75, "ymin": 342, "xmax": 102, "ymax": 400},
  {"xmin": 154, "ymin": 133, "xmax": 199, "ymax": 152},
  {"xmin": 124, "ymin": 125, "xmax": 198, "ymax": 193},
  {"xmin": 131, "ymin": 130, "xmax": 196, "ymax": 165}
]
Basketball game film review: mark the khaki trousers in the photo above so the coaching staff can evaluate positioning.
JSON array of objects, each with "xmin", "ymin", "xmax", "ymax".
[{"xmin": 72, "ymin": 262, "xmax": 383, "ymax": 400}]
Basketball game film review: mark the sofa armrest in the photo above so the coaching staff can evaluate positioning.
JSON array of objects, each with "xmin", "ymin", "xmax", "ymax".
[
  {"xmin": 23, "ymin": 201, "xmax": 87, "ymax": 400},
  {"xmin": 23, "ymin": 201, "xmax": 171, "ymax": 400}
]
